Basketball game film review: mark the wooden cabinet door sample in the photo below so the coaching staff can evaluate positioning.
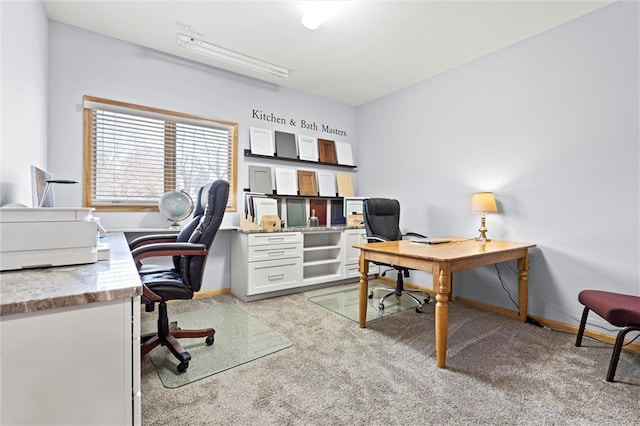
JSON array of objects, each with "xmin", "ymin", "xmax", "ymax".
[
  {"xmin": 297, "ymin": 170, "xmax": 318, "ymax": 196},
  {"xmin": 317, "ymin": 139, "xmax": 338, "ymax": 164}
]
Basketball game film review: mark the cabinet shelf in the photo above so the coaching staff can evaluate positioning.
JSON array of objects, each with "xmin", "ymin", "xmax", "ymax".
[
  {"xmin": 303, "ymin": 245, "xmax": 341, "ymax": 252},
  {"xmin": 244, "ymin": 149, "xmax": 357, "ymax": 170},
  {"xmin": 303, "ymin": 259, "xmax": 342, "ymax": 267}
]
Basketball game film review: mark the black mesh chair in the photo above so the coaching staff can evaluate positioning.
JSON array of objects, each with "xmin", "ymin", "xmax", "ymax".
[
  {"xmin": 131, "ymin": 180, "xmax": 229, "ymax": 372},
  {"xmin": 363, "ymin": 198, "xmax": 430, "ymax": 313}
]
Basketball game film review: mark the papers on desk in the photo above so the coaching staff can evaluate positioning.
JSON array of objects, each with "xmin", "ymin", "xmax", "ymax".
[{"xmin": 410, "ymin": 237, "xmax": 452, "ymax": 245}]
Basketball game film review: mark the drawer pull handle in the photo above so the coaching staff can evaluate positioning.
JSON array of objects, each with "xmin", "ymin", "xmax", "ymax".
[
  {"xmin": 267, "ymin": 237, "xmax": 285, "ymax": 243},
  {"xmin": 269, "ymin": 250, "xmax": 285, "ymax": 256},
  {"xmin": 268, "ymin": 273, "xmax": 285, "ymax": 281}
]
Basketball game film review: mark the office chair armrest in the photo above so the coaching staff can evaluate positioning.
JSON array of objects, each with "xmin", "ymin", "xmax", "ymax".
[
  {"xmin": 128, "ymin": 233, "xmax": 178, "ymax": 250},
  {"xmin": 142, "ymin": 283, "xmax": 163, "ymax": 302},
  {"xmin": 131, "ymin": 242, "xmax": 208, "ymax": 268},
  {"xmin": 366, "ymin": 235, "xmax": 389, "ymax": 243},
  {"xmin": 403, "ymin": 232, "xmax": 427, "ymax": 239}
]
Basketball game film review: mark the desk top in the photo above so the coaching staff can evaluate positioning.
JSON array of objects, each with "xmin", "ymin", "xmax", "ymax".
[
  {"xmin": 0, "ymin": 233, "xmax": 141, "ymax": 316},
  {"xmin": 353, "ymin": 238, "xmax": 536, "ymax": 262}
]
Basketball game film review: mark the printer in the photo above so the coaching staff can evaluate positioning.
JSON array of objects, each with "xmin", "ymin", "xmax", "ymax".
[{"xmin": 0, "ymin": 207, "xmax": 98, "ymax": 271}]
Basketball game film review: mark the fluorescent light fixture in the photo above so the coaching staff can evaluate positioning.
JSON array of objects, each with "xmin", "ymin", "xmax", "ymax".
[
  {"xmin": 301, "ymin": 1, "xmax": 338, "ymax": 30},
  {"xmin": 176, "ymin": 33, "xmax": 289, "ymax": 78}
]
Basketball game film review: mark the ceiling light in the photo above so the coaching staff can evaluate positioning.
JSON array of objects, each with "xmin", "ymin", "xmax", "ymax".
[
  {"xmin": 176, "ymin": 33, "xmax": 289, "ymax": 78},
  {"xmin": 301, "ymin": 1, "xmax": 338, "ymax": 30}
]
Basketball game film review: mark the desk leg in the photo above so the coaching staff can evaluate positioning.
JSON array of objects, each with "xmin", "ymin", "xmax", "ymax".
[
  {"xmin": 518, "ymin": 251, "xmax": 530, "ymax": 323},
  {"xmin": 435, "ymin": 268, "xmax": 450, "ymax": 368},
  {"xmin": 358, "ymin": 253, "xmax": 370, "ymax": 328}
]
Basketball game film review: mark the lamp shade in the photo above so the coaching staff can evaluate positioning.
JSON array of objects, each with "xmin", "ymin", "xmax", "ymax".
[{"xmin": 471, "ymin": 192, "xmax": 498, "ymax": 213}]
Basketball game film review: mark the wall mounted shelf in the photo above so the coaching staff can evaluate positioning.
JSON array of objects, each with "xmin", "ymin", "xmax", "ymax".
[{"xmin": 244, "ymin": 149, "xmax": 357, "ymax": 170}]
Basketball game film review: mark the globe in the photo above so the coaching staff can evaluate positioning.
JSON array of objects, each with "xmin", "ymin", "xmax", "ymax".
[{"xmin": 158, "ymin": 190, "xmax": 194, "ymax": 229}]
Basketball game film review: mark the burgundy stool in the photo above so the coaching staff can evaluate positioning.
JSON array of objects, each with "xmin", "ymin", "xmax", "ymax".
[{"xmin": 575, "ymin": 290, "xmax": 640, "ymax": 382}]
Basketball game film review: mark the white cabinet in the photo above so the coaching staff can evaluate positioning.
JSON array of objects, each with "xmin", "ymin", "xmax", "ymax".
[
  {"xmin": 0, "ymin": 297, "xmax": 140, "ymax": 425},
  {"xmin": 343, "ymin": 228, "xmax": 378, "ymax": 278},
  {"xmin": 231, "ymin": 232, "xmax": 303, "ymax": 301},
  {"xmin": 303, "ymin": 230, "xmax": 343, "ymax": 285},
  {"xmin": 231, "ymin": 228, "xmax": 378, "ymax": 301}
]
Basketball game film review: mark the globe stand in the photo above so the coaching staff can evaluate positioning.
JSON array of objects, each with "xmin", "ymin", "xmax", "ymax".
[{"xmin": 167, "ymin": 221, "xmax": 182, "ymax": 230}]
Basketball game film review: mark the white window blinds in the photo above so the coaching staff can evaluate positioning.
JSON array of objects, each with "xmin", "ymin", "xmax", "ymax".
[{"xmin": 83, "ymin": 96, "xmax": 237, "ymax": 211}]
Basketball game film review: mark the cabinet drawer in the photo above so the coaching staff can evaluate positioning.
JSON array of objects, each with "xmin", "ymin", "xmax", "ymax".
[
  {"xmin": 248, "ymin": 243, "xmax": 301, "ymax": 262},
  {"xmin": 248, "ymin": 232, "xmax": 302, "ymax": 246},
  {"xmin": 248, "ymin": 258, "xmax": 303, "ymax": 295},
  {"xmin": 344, "ymin": 263, "xmax": 379, "ymax": 279}
]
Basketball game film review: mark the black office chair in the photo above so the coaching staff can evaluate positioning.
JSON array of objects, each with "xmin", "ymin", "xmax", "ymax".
[
  {"xmin": 131, "ymin": 179, "xmax": 229, "ymax": 373},
  {"xmin": 129, "ymin": 183, "xmax": 209, "ymax": 275},
  {"xmin": 363, "ymin": 198, "xmax": 430, "ymax": 313}
]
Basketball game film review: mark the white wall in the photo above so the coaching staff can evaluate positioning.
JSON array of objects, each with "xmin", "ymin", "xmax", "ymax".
[
  {"xmin": 0, "ymin": 0, "xmax": 48, "ymax": 206},
  {"xmin": 357, "ymin": 1, "xmax": 639, "ymax": 332},
  {"xmin": 47, "ymin": 21, "xmax": 357, "ymax": 231},
  {"xmin": 47, "ymin": 21, "xmax": 358, "ymax": 291}
]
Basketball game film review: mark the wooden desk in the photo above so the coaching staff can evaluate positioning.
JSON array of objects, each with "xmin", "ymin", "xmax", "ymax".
[{"xmin": 353, "ymin": 238, "xmax": 536, "ymax": 369}]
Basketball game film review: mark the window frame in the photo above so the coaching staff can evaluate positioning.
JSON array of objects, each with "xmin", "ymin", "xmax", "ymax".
[{"xmin": 83, "ymin": 95, "xmax": 237, "ymax": 212}]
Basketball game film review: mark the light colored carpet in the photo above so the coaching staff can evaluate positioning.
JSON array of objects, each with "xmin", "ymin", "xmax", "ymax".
[
  {"xmin": 141, "ymin": 304, "xmax": 291, "ymax": 388},
  {"xmin": 308, "ymin": 281, "xmax": 427, "ymax": 322},
  {"xmin": 141, "ymin": 283, "xmax": 639, "ymax": 424}
]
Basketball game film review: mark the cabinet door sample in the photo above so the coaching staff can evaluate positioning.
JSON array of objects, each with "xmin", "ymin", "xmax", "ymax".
[
  {"xmin": 334, "ymin": 141, "xmax": 354, "ymax": 166},
  {"xmin": 297, "ymin": 135, "xmax": 318, "ymax": 162},
  {"xmin": 275, "ymin": 168, "xmax": 298, "ymax": 195},
  {"xmin": 286, "ymin": 199, "xmax": 307, "ymax": 227},
  {"xmin": 275, "ymin": 131, "xmax": 298, "ymax": 159},
  {"xmin": 317, "ymin": 139, "xmax": 338, "ymax": 164},
  {"xmin": 249, "ymin": 127, "xmax": 274, "ymax": 156},
  {"xmin": 317, "ymin": 172, "xmax": 337, "ymax": 197},
  {"xmin": 331, "ymin": 200, "xmax": 345, "ymax": 225},
  {"xmin": 248, "ymin": 166, "xmax": 273, "ymax": 194},
  {"xmin": 297, "ymin": 170, "xmax": 318, "ymax": 196},
  {"xmin": 336, "ymin": 173, "xmax": 354, "ymax": 197},
  {"xmin": 309, "ymin": 199, "xmax": 327, "ymax": 225}
]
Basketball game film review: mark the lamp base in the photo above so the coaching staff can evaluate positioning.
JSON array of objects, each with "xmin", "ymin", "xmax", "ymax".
[{"xmin": 475, "ymin": 236, "xmax": 491, "ymax": 242}]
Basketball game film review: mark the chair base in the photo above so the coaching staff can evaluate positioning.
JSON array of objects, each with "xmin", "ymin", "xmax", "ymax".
[
  {"xmin": 142, "ymin": 302, "xmax": 215, "ymax": 372},
  {"xmin": 369, "ymin": 270, "xmax": 430, "ymax": 313},
  {"xmin": 575, "ymin": 306, "xmax": 640, "ymax": 382}
]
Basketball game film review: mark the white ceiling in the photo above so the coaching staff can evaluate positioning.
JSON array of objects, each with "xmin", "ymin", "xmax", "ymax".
[{"xmin": 42, "ymin": 0, "xmax": 613, "ymax": 106}]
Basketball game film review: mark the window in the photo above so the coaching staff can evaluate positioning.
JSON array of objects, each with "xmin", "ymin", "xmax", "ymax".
[{"xmin": 83, "ymin": 96, "xmax": 237, "ymax": 212}]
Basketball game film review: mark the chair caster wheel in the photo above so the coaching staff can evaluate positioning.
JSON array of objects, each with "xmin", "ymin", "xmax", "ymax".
[
  {"xmin": 177, "ymin": 361, "xmax": 189, "ymax": 373},
  {"xmin": 368, "ymin": 292, "xmax": 373, "ymax": 299},
  {"xmin": 424, "ymin": 295, "xmax": 431, "ymax": 303},
  {"xmin": 378, "ymin": 303, "xmax": 385, "ymax": 310},
  {"xmin": 206, "ymin": 335, "xmax": 215, "ymax": 345},
  {"xmin": 415, "ymin": 307, "xmax": 423, "ymax": 313}
]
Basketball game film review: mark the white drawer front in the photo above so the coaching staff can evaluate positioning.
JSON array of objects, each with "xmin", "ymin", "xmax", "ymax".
[
  {"xmin": 248, "ymin": 258, "xmax": 303, "ymax": 295},
  {"xmin": 248, "ymin": 232, "xmax": 302, "ymax": 246},
  {"xmin": 248, "ymin": 243, "xmax": 302, "ymax": 262},
  {"xmin": 344, "ymin": 263, "xmax": 379, "ymax": 279}
]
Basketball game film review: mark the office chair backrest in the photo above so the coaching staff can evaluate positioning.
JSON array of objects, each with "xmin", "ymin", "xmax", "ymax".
[
  {"xmin": 363, "ymin": 198, "xmax": 403, "ymax": 241},
  {"xmin": 171, "ymin": 183, "xmax": 209, "ymax": 270},
  {"xmin": 180, "ymin": 179, "xmax": 229, "ymax": 291}
]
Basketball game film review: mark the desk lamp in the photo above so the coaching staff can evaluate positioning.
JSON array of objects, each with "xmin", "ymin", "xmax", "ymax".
[
  {"xmin": 471, "ymin": 192, "xmax": 498, "ymax": 242},
  {"xmin": 39, "ymin": 180, "xmax": 78, "ymax": 207}
]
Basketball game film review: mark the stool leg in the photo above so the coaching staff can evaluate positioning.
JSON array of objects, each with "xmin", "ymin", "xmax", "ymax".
[
  {"xmin": 575, "ymin": 306, "xmax": 590, "ymax": 347},
  {"xmin": 607, "ymin": 326, "xmax": 640, "ymax": 382}
]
